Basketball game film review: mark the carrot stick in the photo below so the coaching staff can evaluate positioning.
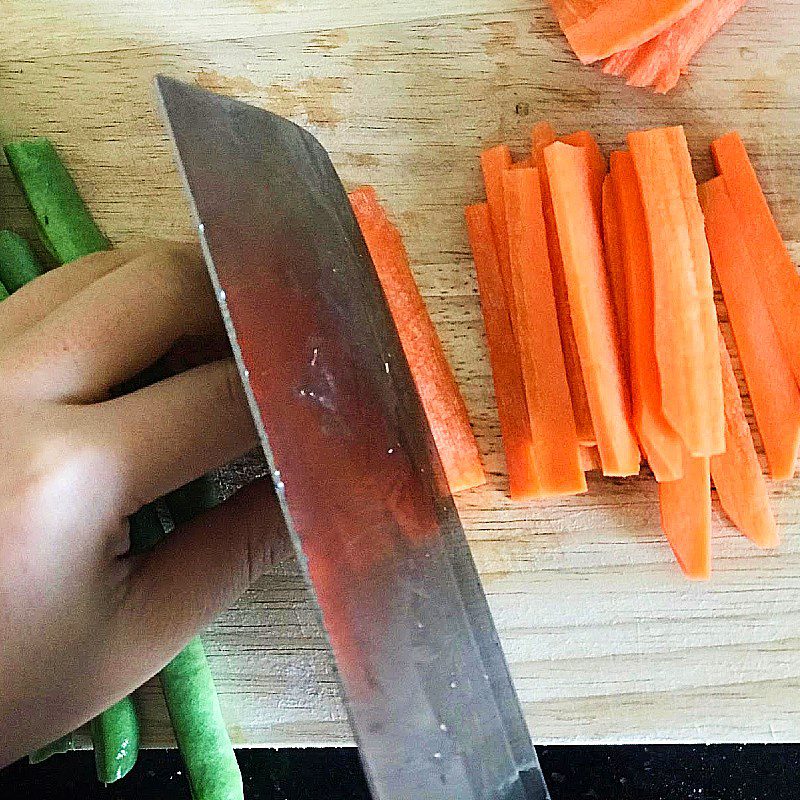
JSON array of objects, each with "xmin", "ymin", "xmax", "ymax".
[
  {"xmin": 580, "ymin": 445, "xmax": 603, "ymax": 472},
  {"xmin": 711, "ymin": 131, "xmax": 800, "ymax": 392},
  {"xmin": 560, "ymin": 130, "xmax": 607, "ymax": 210},
  {"xmin": 511, "ymin": 157, "xmax": 533, "ymax": 170},
  {"xmin": 698, "ymin": 176, "xmax": 800, "ymax": 480},
  {"xmin": 531, "ymin": 122, "xmax": 595, "ymax": 445},
  {"xmin": 601, "ymin": 173, "xmax": 629, "ymax": 377},
  {"xmin": 548, "ymin": 0, "xmax": 705, "ymax": 64},
  {"xmin": 466, "ymin": 203, "xmax": 540, "ymax": 499},
  {"xmin": 350, "ymin": 187, "xmax": 486, "ymax": 494},
  {"xmin": 628, "ymin": 126, "xmax": 724, "ymax": 458},
  {"xmin": 711, "ymin": 330, "xmax": 779, "ymax": 549},
  {"xmin": 658, "ymin": 450, "xmax": 711, "ymax": 579},
  {"xmin": 480, "ymin": 145, "xmax": 515, "ymax": 317},
  {"xmin": 502, "ymin": 167, "xmax": 586, "ymax": 496},
  {"xmin": 602, "ymin": 0, "xmax": 746, "ymax": 93},
  {"xmin": 610, "ymin": 151, "xmax": 683, "ymax": 482},
  {"xmin": 544, "ymin": 141, "xmax": 640, "ymax": 476}
]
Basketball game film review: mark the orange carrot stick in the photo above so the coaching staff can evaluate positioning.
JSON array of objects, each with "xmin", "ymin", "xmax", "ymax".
[
  {"xmin": 698, "ymin": 176, "xmax": 800, "ymax": 480},
  {"xmin": 579, "ymin": 445, "xmax": 603, "ymax": 472},
  {"xmin": 544, "ymin": 141, "xmax": 640, "ymax": 476},
  {"xmin": 711, "ymin": 330, "xmax": 779, "ymax": 549},
  {"xmin": 601, "ymin": 172, "xmax": 629, "ymax": 376},
  {"xmin": 711, "ymin": 131, "xmax": 800, "ymax": 391},
  {"xmin": 480, "ymin": 145, "xmax": 515, "ymax": 317},
  {"xmin": 502, "ymin": 167, "xmax": 586, "ymax": 495},
  {"xmin": 603, "ymin": 0, "xmax": 746, "ymax": 93},
  {"xmin": 548, "ymin": 0, "xmax": 705, "ymax": 64},
  {"xmin": 350, "ymin": 187, "xmax": 486, "ymax": 494},
  {"xmin": 628, "ymin": 126, "xmax": 724, "ymax": 458},
  {"xmin": 531, "ymin": 122, "xmax": 595, "ymax": 445},
  {"xmin": 560, "ymin": 130, "xmax": 607, "ymax": 210},
  {"xmin": 611, "ymin": 151, "xmax": 683, "ymax": 482},
  {"xmin": 466, "ymin": 203, "xmax": 540, "ymax": 499},
  {"xmin": 658, "ymin": 450, "xmax": 711, "ymax": 579}
]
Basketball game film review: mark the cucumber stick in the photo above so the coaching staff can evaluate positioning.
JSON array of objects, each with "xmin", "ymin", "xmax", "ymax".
[
  {"xmin": 6, "ymin": 138, "xmax": 240, "ymax": 794},
  {"xmin": 161, "ymin": 637, "xmax": 243, "ymax": 800}
]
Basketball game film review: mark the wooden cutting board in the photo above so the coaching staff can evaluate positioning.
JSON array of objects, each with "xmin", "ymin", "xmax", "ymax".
[{"xmin": 3, "ymin": 0, "xmax": 800, "ymax": 746}]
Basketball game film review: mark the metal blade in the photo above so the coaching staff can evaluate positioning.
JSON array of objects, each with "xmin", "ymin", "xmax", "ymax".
[{"xmin": 155, "ymin": 75, "xmax": 549, "ymax": 800}]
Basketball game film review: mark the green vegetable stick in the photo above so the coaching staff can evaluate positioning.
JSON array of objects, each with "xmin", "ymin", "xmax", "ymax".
[
  {"xmin": 90, "ymin": 698, "xmax": 140, "ymax": 784},
  {"xmin": 7, "ymin": 137, "xmax": 238, "ymax": 791},
  {"xmin": 160, "ymin": 637, "xmax": 243, "ymax": 800},
  {"xmin": 29, "ymin": 732, "xmax": 75, "ymax": 764},
  {"xmin": 3, "ymin": 138, "xmax": 110, "ymax": 264},
  {"xmin": 5, "ymin": 139, "xmax": 138, "ymax": 781},
  {"xmin": 0, "ymin": 230, "xmax": 44, "ymax": 292}
]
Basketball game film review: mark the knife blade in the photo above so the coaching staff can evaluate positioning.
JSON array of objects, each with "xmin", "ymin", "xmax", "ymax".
[{"xmin": 155, "ymin": 75, "xmax": 549, "ymax": 800}]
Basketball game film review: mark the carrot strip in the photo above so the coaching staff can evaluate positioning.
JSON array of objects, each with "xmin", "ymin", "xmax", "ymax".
[
  {"xmin": 610, "ymin": 151, "xmax": 683, "ymax": 482},
  {"xmin": 711, "ymin": 132, "xmax": 800, "ymax": 391},
  {"xmin": 502, "ymin": 167, "xmax": 586, "ymax": 495},
  {"xmin": 658, "ymin": 450, "xmax": 711, "ymax": 579},
  {"xmin": 580, "ymin": 445, "xmax": 603, "ymax": 472},
  {"xmin": 466, "ymin": 203, "xmax": 540, "ymax": 499},
  {"xmin": 698, "ymin": 176, "xmax": 800, "ymax": 480},
  {"xmin": 531, "ymin": 123, "xmax": 595, "ymax": 445},
  {"xmin": 511, "ymin": 157, "xmax": 533, "ymax": 170},
  {"xmin": 350, "ymin": 187, "xmax": 486, "ymax": 494},
  {"xmin": 561, "ymin": 130, "xmax": 606, "ymax": 215},
  {"xmin": 548, "ymin": 0, "xmax": 705, "ymax": 64},
  {"xmin": 601, "ymin": 173, "xmax": 629, "ymax": 376},
  {"xmin": 544, "ymin": 141, "xmax": 640, "ymax": 476},
  {"xmin": 711, "ymin": 331, "xmax": 779, "ymax": 549},
  {"xmin": 603, "ymin": 0, "xmax": 746, "ymax": 93},
  {"xmin": 628, "ymin": 126, "xmax": 724, "ymax": 458},
  {"xmin": 480, "ymin": 145, "xmax": 515, "ymax": 317}
]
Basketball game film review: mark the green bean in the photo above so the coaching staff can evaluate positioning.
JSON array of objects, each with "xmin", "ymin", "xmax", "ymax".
[
  {"xmin": 89, "ymin": 697, "xmax": 140, "ymax": 784},
  {"xmin": 0, "ymin": 230, "xmax": 44, "ymax": 292},
  {"xmin": 28, "ymin": 732, "xmax": 75, "ymax": 764},
  {"xmin": 4, "ymin": 138, "xmax": 110, "ymax": 264},
  {"xmin": 6, "ymin": 138, "xmax": 138, "ymax": 781},
  {"xmin": 160, "ymin": 637, "xmax": 243, "ymax": 800},
  {"xmin": 7, "ymin": 137, "xmax": 239, "ymax": 792}
]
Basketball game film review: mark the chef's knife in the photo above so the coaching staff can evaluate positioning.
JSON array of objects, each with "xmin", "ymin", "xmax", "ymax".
[{"xmin": 155, "ymin": 75, "xmax": 549, "ymax": 800}]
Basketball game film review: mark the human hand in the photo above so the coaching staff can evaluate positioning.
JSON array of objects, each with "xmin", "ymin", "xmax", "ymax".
[{"xmin": 0, "ymin": 243, "xmax": 290, "ymax": 765}]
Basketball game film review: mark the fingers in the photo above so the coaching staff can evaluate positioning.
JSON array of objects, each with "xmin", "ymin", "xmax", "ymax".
[
  {"xmin": 108, "ymin": 480, "xmax": 292, "ymax": 689},
  {"xmin": 0, "ymin": 244, "xmax": 151, "ymax": 342},
  {"xmin": 93, "ymin": 359, "xmax": 258, "ymax": 511},
  {"xmin": 0, "ymin": 242, "xmax": 222, "ymax": 403}
]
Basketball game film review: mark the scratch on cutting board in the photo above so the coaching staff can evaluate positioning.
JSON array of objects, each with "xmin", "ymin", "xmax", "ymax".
[{"xmin": 195, "ymin": 69, "xmax": 346, "ymax": 128}]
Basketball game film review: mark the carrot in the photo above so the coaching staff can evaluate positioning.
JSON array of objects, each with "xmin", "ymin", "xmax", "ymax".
[
  {"xmin": 466, "ymin": 203, "xmax": 540, "ymax": 499},
  {"xmin": 480, "ymin": 145, "xmax": 515, "ymax": 317},
  {"xmin": 580, "ymin": 445, "xmax": 603, "ymax": 472},
  {"xmin": 544, "ymin": 141, "xmax": 640, "ymax": 476},
  {"xmin": 511, "ymin": 158, "xmax": 533, "ymax": 170},
  {"xmin": 610, "ymin": 151, "xmax": 683, "ymax": 482},
  {"xmin": 658, "ymin": 450, "xmax": 711, "ymax": 579},
  {"xmin": 560, "ymin": 130, "xmax": 607, "ymax": 209},
  {"xmin": 350, "ymin": 187, "xmax": 486, "ymax": 494},
  {"xmin": 548, "ymin": 0, "xmax": 705, "ymax": 64},
  {"xmin": 502, "ymin": 167, "xmax": 587, "ymax": 496},
  {"xmin": 628, "ymin": 126, "xmax": 724, "ymax": 458},
  {"xmin": 602, "ymin": 0, "xmax": 746, "ymax": 93},
  {"xmin": 698, "ymin": 176, "xmax": 800, "ymax": 480},
  {"xmin": 711, "ymin": 132, "xmax": 800, "ymax": 392},
  {"xmin": 531, "ymin": 122, "xmax": 595, "ymax": 445},
  {"xmin": 711, "ymin": 331, "xmax": 779, "ymax": 549},
  {"xmin": 601, "ymin": 173, "xmax": 629, "ymax": 376}
]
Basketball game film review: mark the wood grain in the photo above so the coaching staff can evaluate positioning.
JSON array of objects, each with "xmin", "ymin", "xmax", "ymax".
[{"xmin": 4, "ymin": 0, "xmax": 800, "ymax": 745}]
